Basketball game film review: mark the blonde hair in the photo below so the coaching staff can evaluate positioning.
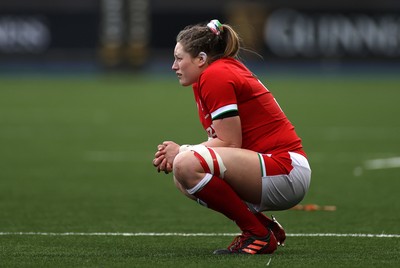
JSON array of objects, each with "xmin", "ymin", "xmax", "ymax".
[{"xmin": 176, "ymin": 21, "xmax": 241, "ymax": 63}]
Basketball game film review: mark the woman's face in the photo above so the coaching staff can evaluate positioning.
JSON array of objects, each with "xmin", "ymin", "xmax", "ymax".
[{"xmin": 172, "ymin": 42, "xmax": 205, "ymax": 86}]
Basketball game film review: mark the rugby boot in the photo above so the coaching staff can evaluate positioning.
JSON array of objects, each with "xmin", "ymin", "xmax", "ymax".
[
  {"xmin": 213, "ymin": 231, "xmax": 277, "ymax": 255},
  {"xmin": 255, "ymin": 213, "xmax": 286, "ymax": 246}
]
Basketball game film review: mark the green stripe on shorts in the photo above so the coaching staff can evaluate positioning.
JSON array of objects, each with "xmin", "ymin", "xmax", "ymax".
[{"xmin": 257, "ymin": 153, "xmax": 265, "ymax": 177}]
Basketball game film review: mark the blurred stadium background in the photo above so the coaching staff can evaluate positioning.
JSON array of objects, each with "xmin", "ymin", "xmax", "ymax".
[{"xmin": 1, "ymin": 0, "xmax": 400, "ymax": 74}]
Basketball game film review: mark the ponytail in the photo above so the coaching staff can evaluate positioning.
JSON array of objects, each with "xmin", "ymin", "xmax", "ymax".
[{"xmin": 220, "ymin": 24, "xmax": 240, "ymax": 59}]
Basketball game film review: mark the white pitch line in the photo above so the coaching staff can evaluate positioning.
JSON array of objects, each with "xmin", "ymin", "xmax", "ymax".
[
  {"xmin": 354, "ymin": 156, "xmax": 400, "ymax": 176},
  {"xmin": 288, "ymin": 233, "xmax": 400, "ymax": 238},
  {"xmin": 0, "ymin": 232, "xmax": 399, "ymax": 238},
  {"xmin": 364, "ymin": 157, "xmax": 400, "ymax": 170}
]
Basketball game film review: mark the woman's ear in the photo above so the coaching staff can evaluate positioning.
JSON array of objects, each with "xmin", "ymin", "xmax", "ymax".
[{"xmin": 198, "ymin": 52, "xmax": 208, "ymax": 66}]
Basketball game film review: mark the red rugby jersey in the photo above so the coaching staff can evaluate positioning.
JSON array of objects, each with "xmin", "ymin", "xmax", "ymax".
[{"xmin": 192, "ymin": 58, "xmax": 304, "ymax": 155}]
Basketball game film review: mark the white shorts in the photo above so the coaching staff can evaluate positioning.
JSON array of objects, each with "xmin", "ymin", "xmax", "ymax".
[{"xmin": 247, "ymin": 152, "xmax": 311, "ymax": 212}]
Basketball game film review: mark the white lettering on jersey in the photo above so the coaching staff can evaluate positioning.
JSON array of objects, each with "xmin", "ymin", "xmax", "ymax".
[{"xmin": 206, "ymin": 125, "xmax": 217, "ymax": 138}]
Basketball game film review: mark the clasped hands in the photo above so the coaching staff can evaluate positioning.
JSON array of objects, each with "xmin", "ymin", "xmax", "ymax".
[{"xmin": 152, "ymin": 141, "xmax": 180, "ymax": 174}]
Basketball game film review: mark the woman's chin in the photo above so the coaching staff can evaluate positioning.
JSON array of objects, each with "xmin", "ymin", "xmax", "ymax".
[{"xmin": 179, "ymin": 80, "xmax": 191, "ymax": 87}]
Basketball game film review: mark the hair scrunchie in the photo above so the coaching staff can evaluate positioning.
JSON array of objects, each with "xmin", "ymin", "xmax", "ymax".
[{"xmin": 207, "ymin": 19, "xmax": 223, "ymax": 35}]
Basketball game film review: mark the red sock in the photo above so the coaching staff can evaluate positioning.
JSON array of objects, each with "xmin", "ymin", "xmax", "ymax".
[
  {"xmin": 254, "ymin": 212, "xmax": 273, "ymax": 227},
  {"xmin": 193, "ymin": 175, "xmax": 268, "ymax": 237}
]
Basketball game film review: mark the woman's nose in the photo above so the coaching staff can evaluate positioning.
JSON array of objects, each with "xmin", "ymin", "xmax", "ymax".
[{"xmin": 172, "ymin": 60, "xmax": 178, "ymax": 70}]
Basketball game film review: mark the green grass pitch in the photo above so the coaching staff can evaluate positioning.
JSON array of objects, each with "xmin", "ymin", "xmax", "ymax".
[{"xmin": 0, "ymin": 72, "xmax": 399, "ymax": 267}]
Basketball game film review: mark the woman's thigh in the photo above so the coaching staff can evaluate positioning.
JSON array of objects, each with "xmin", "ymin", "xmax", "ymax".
[{"xmin": 212, "ymin": 147, "xmax": 263, "ymax": 204}]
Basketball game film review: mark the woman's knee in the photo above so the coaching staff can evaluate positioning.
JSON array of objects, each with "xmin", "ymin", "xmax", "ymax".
[
  {"xmin": 173, "ymin": 151, "xmax": 191, "ymax": 175},
  {"xmin": 173, "ymin": 151, "xmax": 202, "ymax": 188}
]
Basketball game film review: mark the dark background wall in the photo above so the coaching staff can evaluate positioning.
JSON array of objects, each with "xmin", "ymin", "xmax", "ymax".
[{"xmin": 1, "ymin": 0, "xmax": 399, "ymax": 71}]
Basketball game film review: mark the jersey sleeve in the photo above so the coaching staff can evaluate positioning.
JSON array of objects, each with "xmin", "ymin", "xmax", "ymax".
[{"xmin": 199, "ymin": 67, "xmax": 239, "ymax": 120}]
